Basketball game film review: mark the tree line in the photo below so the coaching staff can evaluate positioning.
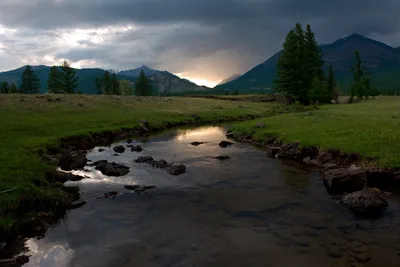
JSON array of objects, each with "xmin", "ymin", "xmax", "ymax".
[
  {"xmin": 275, "ymin": 23, "xmax": 377, "ymax": 104},
  {"xmin": 0, "ymin": 63, "xmax": 152, "ymax": 96}
]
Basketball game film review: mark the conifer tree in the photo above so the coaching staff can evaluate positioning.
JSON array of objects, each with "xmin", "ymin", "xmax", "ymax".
[
  {"xmin": 304, "ymin": 24, "xmax": 324, "ymax": 85},
  {"xmin": 0, "ymin": 81, "xmax": 9, "ymax": 93},
  {"xmin": 59, "ymin": 61, "xmax": 79, "ymax": 94},
  {"xmin": 111, "ymin": 73, "xmax": 121, "ymax": 95},
  {"xmin": 135, "ymin": 70, "xmax": 151, "ymax": 96},
  {"xmin": 350, "ymin": 50, "xmax": 371, "ymax": 99},
  {"xmin": 10, "ymin": 83, "xmax": 18, "ymax": 93},
  {"xmin": 94, "ymin": 77, "xmax": 103, "ymax": 95},
  {"xmin": 20, "ymin": 65, "xmax": 40, "ymax": 94},
  {"xmin": 47, "ymin": 66, "xmax": 62, "ymax": 93},
  {"xmin": 326, "ymin": 64, "xmax": 337, "ymax": 101},
  {"xmin": 102, "ymin": 71, "xmax": 111, "ymax": 95}
]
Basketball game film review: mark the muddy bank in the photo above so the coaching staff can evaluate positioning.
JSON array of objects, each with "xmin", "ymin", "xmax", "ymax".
[{"xmin": 228, "ymin": 131, "xmax": 400, "ymax": 216}]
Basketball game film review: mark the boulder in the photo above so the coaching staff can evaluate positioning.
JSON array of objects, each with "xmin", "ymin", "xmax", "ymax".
[
  {"xmin": 279, "ymin": 142, "xmax": 301, "ymax": 159},
  {"xmin": 113, "ymin": 145, "xmax": 125, "ymax": 153},
  {"xmin": 341, "ymin": 188, "xmax": 388, "ymax": 217},
  {"xmin": 318, "ymin": 152, "xmax": 333, "ymax": 164},
  {"xmin": 124, "ymin": 184, "xmax": 156, "ymax": 194},
  {"xmin": 98, "ymin": 148, "xmax": 105, "ymax": 152},
  {"xmin": 149, "ymin": 159, "xmax": 168, "ymax": 168},
  {"xmin": 47, "ymin": 171, "xmax": 84, "ymax": 183},
  {"xmin": 130, "ymin": 145, "xmax": 143, "ymax": 152},
  {"xmin": 267, "ymin": 146, "xmax": 281, "ymax": 158},
  {"xmin": 321, "ymin": 168, "xmax": 367, "ymax": 195},
  {"xmin": 323, "ymin": 163, "xmax": 337, "ymax": 170},
  {"xmin": 166, "ymin": 165, "xmax": 186, "ymax": 176},
  {"xmin": 95, "ymin": 161, "xmax": 130, "ymax": 177},
  {"xmin": 135, "ymin": 156, "xmax": 154, "ymax": 163},
  {"xmin": 59, "ymin": 151, "xmax": 87, "ymax": 171},
  {"xmin": 124, "ymin": 185, "xmax": 141, "ymax": 191},
  {"xmin": 219, "ymin": 141, "xmax": 234, "ymax": 148},
  {"xmin": 215, "ymin": 155, "xmax": 231, "ymax": 160},
  {"xmin": 95, "ymin": 191, "xmax": 119, "ymax": 199},
  {"xmin": 126, "ymin": 139, "xmax": 133, "ymax": 144},
  {"xmin": 190, "ymin": 141, "xmax": 204, "ymax": 146},
  {"xmin": 69, "ymin": 199, "xmax": 87, "ymax": 209}
]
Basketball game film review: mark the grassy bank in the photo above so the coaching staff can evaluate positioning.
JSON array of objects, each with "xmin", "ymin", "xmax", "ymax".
[
  {"xmin": 0, "ymin": 94, "xmax": 282, "ymax": 235},
  {"xmin": 229, "ymin": 97, "xmax": 400, "ymax": 167}
]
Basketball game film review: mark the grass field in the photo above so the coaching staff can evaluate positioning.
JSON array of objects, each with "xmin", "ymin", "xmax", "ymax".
[
  {"xmin": 0, "ymin": 94, "xmax": 281, "ymax": 234},
  {"xmin": 229, "ymin": 97, "xmax": 400, "ymax": 167}
]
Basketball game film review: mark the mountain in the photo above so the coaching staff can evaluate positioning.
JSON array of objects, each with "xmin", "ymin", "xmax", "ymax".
[
  {"xmin": 217, "ymin": 74, "xmax": 241, "ymax": 86},
  {"xmin": 0, "ymin": 65, "xmax": 209, "ymax": 94},
  {"xmin": 119, "ymin": 65, "xmax": 156, "ymax": 77},
  {"xmin": 118, "ymin": 65, "xmax": 209, "ymax": 94},
  {"xmin": 216, "ymin": 33, "xmax": 400, "ymax": 93}
]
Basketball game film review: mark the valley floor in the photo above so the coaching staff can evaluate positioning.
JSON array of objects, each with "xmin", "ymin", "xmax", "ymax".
[{"xmin": 0, "ymin": 94, "xmax": 399, "ymax": 237}]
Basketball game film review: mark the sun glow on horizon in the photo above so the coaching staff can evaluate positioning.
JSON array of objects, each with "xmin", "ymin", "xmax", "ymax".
[{"xmin": 175, "ymin": 73, "xmax": 219, "ymax": 88}]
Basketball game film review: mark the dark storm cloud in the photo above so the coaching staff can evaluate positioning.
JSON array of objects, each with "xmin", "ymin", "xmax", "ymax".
[{"xmin": 0, "ymin": 0, "xmax": 400, "ymax": 82}]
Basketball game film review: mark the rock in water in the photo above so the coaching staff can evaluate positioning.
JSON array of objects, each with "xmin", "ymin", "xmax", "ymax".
[
  {"xmin": 135, "ymin": 156, "xmax": 154, "ymax": 163},
  {"xmin": 190, "ymin": 141, "xmax": 204, "ymax": 146},
  {"xmin": 58, "ymin": 151, "xmax": 87, "ymax": 171},
  {"xmin": 219, "ymin": 141, "xmax": 234, "ymax": 148},
  {"xmin": 215, "ymin": 155, "xmax": 231, "ymax": 160},
  {"xmin": 98, "ymin": 148, "xmax": 105, "ymax": 152},
  {"xmin": 131, "ymin": 145, "xmax": 143, "ymax": 152},
  {"xmin": 70, "ymin": 199, "xmax": 87, "ymax": 209},
  {"xmin": 321, "ymin": 168, "xmax": 367, "ymax": 195},
  {"xmin": 266, "ymin": 146, "xmax": 281, "ymax": 158},
  {"xmin": 95, "ymin": 161, "xmax": 130, "ymax": 177},
  {"xmin": 113, "ymin": 145, "xmax": 126, "ymax": 153},
  {"xmin": 124, "ymin": 185, "xmax": 141, "ymax": 190},
  {"xmin": 341, "ymin": 188, "xmax": 388, "ymax": 217},
  {"xmin": 149, "ymin": 159, "xmax": 168, "ymax": 168},
  {"xmin": 166, "ymin": 165, "xmax": 186, "ymax": 176}
]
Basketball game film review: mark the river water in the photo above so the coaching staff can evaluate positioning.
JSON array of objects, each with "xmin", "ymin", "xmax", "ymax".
[{"xmin": 23, "ymin": 126, "xmax": 400, "ymax": 267}]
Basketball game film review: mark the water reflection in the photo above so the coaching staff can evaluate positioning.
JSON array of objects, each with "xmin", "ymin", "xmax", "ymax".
[{"xmin": 22, "ymin": 126, "xmax": 400, "ymax": 267}]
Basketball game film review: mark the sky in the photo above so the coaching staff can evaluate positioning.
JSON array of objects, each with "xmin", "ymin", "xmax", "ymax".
[{"xmin": 0, "ymin": 0, "xmax": 400, "ymax": 87}]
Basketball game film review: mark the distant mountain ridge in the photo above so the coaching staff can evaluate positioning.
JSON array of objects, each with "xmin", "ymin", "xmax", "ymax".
[
  {"xmin": 216, "ymin": 33, "xmax": 400, "ymax": 92},
  {"xmin": 0, "ymin": 65, "xmax": 209, "ymax": 94},
  {"xmin": 217, "ymin": 74, "xmax": 241, "ymax": 86}
]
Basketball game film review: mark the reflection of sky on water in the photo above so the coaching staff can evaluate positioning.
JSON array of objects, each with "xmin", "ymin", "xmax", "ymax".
[{"xmin": 25, "ymin": 239, "xmax": 74, "ymax": 267}]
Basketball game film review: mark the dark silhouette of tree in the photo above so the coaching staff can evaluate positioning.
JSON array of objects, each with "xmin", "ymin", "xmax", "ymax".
[{"xmin": 20, "ymin": 65, "xmax": 40, "ymax": 94}]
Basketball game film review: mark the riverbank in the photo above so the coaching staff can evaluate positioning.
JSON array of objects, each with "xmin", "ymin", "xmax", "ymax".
[
  {"xmin": 228, "ymin": 97, "xmax": 400, "ymax": 168},
  {"xmin": 0, "ymin": 94, "xmax": 288, "ymax": 241}
]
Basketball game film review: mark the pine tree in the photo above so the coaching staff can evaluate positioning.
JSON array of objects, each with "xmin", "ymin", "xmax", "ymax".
[
  {"xmin": 47, "ymin": 66, "xmax": 62, "ymax": 93},
  {"xmin": 94, "ymin": 77, "xmax": 103, "ymax": 95},
  {"xmin": 309, "ymin": 76, "xmax": 326, "ymax": 104},
  {"xmin": 20, "ymin": 65, "xmax": 41, "ymax": 94},
  {"xmin": 0, "ymin": 81, "xmax": 9, "ymax": 93},
  {"xmin": 135, "ymin": 70, "xmax": 151, "ymax": 96},
  {"xmin": 304, "ymin": 24, "xmax": 324, "ymax": 85},
  {"xmin": 275, "ymin": 29, "xmax": 299, "ymax": 98},
  {"xmin": 350, "ymin": 50, "xmax": 371, "ymax": 99},
  {"xmin": 59, "ymin": 61, "xmax": 79, "ymax": 94},
  {"xmin": 102, "ymin": 71, "xmax": 111, "ymax": 95},
  {"xmin": 326, "ymin": 64, "xmax": 337, "ymax": 101},
  {"xmin": 10, "ymin": 83, "xmax": 18, "ymax": 93},
  {"xmin": 111, "ymin": 73, "xmax": 121, "ymax": 95},
  {"xmin": 119, "ymin": 80, "xmax": 133, "ymax": 95}
]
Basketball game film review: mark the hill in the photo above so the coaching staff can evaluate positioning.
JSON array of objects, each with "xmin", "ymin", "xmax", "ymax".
[
  {"xmin": 0, "ymin": 65, "xmax": 208, "ymax": 94},
  {"xmin": 217, "ymin": 74, "xmax": 241, "ymax": 86},
  {"xmin": 216, "ymin": 34, "xmax": 400, "ymax": 93}
]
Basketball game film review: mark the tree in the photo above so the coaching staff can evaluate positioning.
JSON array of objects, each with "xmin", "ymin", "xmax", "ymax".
[
  {"xmin": 20, "ymin": 65, "xmax": 41, "ymax": 94},
  {"xmin": 47, "ymin": 66, "xmax": 62, "ymax": 93},
  {"xmin": 135, "ymin": 70, "xmax": 151, "ymax": 96},
  {"xmin": 309, "ymin": 76, "xmax": 327, "ymax": 104},
  {"xmin": 111, "ymin": 73, "xmax": 121, "ymax": 95},
  {"xmin": 119, "ymin": 80, "xmax": 133, "ymax": 96},
  {"xmin": 9, "ymin": 83, "xmax": 18, "ymax": 93},
  {"xmin": 59, "ymin": 61, "xmax": 79, "ymax": 94},
  {"xmin": 326, "ymin": 64, "xmax": 337, "ymax": 101},
  {"xmin": 349, "ymin": 50, "xmax": 374, "ymax": 100},
  {"xmin": 94, "ymin": 77, "xmax": 103, "ymax": 95},
  {"xmin": 275, "ymin": 23, "xmax": 326, "ymax": 104},
  {"xmin": 102, "ymin": 71, "xmax": 111, "ymax": 95},
  {"xmin": 0, "ymin": 81, "xmax": 9, "ymax": 93}
]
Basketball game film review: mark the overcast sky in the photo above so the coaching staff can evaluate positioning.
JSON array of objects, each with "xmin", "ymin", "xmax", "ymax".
[{"xmin": 0, "ymin": 0, "xmax": 399, "ymax": 87}]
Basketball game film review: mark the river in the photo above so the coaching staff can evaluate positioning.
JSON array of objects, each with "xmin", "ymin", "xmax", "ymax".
[{"xmin": 22, "ymin": 126, "xmax": 400, "ymax": 267}]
